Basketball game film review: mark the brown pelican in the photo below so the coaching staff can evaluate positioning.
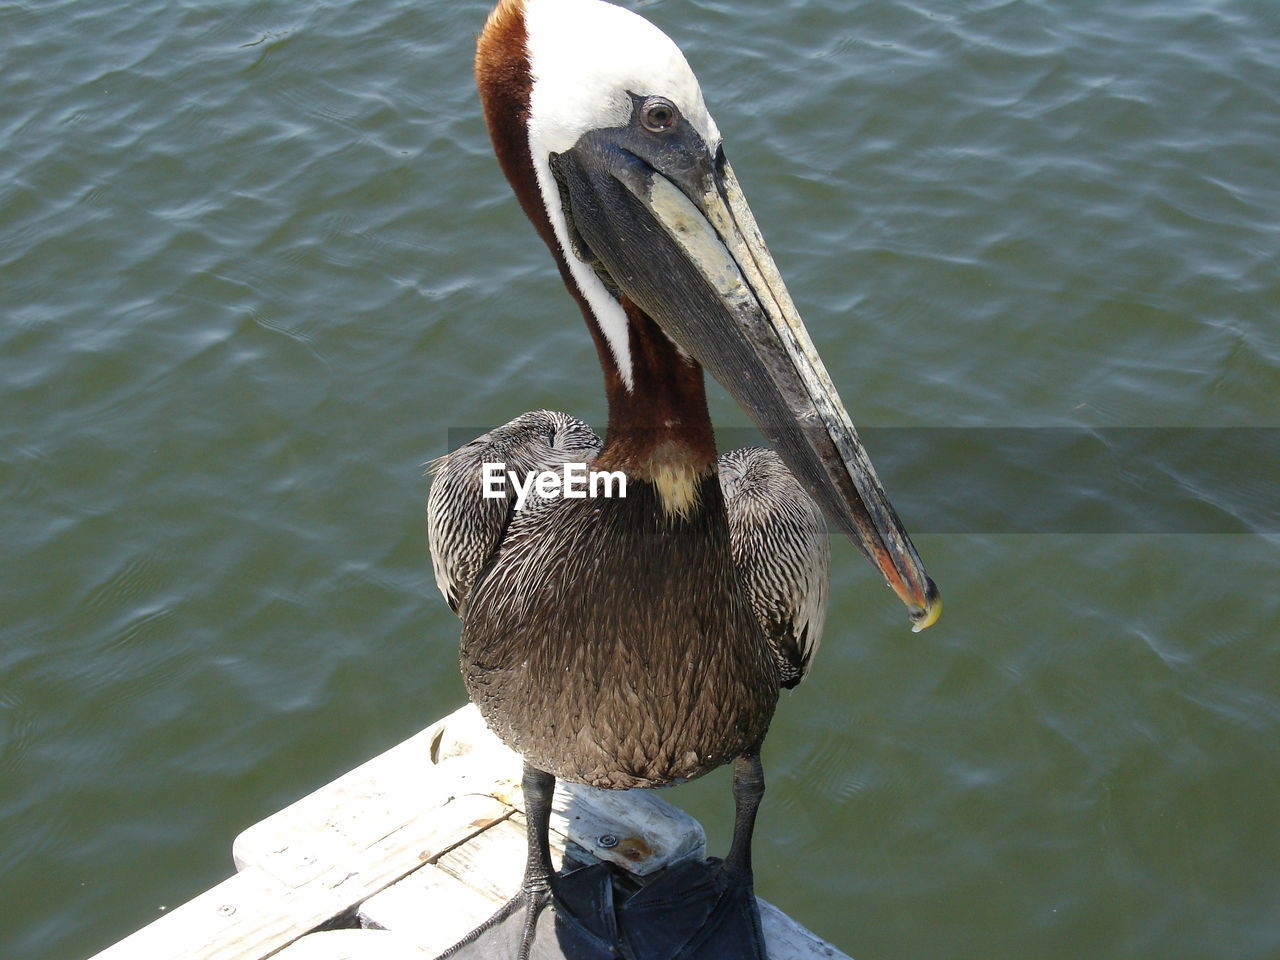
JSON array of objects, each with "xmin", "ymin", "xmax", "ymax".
[{"xmin": 427, "ymin": 0, "xmax": 940, "ymax": 957}]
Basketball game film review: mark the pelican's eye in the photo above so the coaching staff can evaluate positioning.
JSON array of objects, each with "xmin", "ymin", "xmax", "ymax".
[{"xmin": 641, "ymin": 97, "xmax": 678, "ymax": 133}]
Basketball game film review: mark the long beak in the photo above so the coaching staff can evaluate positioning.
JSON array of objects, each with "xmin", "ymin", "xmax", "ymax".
[{"xmin": 555, "ymin": 142, "xmax": 941, "ymax": 630}]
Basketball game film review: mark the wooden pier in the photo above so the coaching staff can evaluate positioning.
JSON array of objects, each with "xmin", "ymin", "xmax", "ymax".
[{"xmin": 87, "ymin": 704, "xmax": 850, "ymax": 959}]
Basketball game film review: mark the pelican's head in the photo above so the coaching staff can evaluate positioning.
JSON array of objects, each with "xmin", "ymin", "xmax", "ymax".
[{"xmin": 475, "ymin": 0, "xmax": 940, "ymax": 630}]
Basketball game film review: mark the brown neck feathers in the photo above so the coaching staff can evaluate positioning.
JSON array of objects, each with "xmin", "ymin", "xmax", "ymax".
[{"xmin": 594, "ymin": 299, "xmax": 717, "ymax": 518}]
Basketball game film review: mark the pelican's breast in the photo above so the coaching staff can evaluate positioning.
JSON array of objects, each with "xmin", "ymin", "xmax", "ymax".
[{"xmin": 460, "ymin": 477, "xmax": 778, "ymax": 789}]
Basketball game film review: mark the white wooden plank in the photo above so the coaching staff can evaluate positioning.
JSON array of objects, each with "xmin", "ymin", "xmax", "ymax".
[
  {"xmin": 552, "ymin": 780, "xmax": 705, "ymax": 876},
  {"xmin": 87, "ymin": 793, "xmax": 506, "ymax": 960},
  {"xmin": 358, "ymin": 862, "xmax": 499, "ymax": 958},
  {"xmin": 433, "ymin": 815, "xmax": 530, "ymax": 902},
  {"xmin": 360, "ymin": 813, "xmax": 563, "ymax": 944}
]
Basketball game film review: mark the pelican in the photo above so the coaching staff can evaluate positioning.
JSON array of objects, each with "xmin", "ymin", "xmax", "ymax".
[{"xmin": 427, "ymin": 1, "xmax": 940, "ymax": 956}]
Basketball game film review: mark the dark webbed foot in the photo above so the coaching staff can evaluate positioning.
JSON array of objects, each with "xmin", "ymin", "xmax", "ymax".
[
  {"xmin": 613, "ymin": 857, "xmax": 767, "ymax": 960},
  {"xmin": 437, "ymin": 864, "xmax": 622, "ymax": 959}
]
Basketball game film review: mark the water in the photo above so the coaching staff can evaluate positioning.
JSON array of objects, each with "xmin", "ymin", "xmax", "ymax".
[{"xmin": 1, "ymin": 0, "xmax": 1277, "ymax": 957}]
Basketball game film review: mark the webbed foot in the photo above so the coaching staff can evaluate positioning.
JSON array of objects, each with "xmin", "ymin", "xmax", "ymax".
[{"xmin": 436, "ymin": 864, "xmax": 622, "ymax": 959}]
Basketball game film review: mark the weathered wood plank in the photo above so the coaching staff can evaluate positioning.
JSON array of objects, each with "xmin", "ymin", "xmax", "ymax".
[
  {"xmin": 88, "ymin": 792, "xmax": 505, "ymax": 960},
  {"xmin": 358, "ymin": 862, "xmax": 499, "ymax": 957},
  {"xmin": 552, "ymin": 780, "xmax": 705, "ymax": 877},
  {"xmin": 433, "ymin": 814, "xmax": 530, "ymax": 902}
]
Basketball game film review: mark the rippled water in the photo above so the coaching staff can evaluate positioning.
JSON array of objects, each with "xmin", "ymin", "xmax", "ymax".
[{"xmin": 1, "ymin": 1, "xmax": 1277, "ymax": 958}]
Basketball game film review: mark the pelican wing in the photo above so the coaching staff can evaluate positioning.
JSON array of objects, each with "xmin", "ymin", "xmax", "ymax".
[
  {"xmin": 427, "ymin": 410, "xmax": 601, "ymax": 616},
  {"xmin": 720, "ymin": 447, "xmax": 830, "ymax": 688}
]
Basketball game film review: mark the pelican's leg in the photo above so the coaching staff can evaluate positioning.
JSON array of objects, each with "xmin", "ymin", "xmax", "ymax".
[
  {"xmin": 701, "ymin": 753, "xmax": 768, "ymax": 957},
  {"xmin": 438, "ymin": 764, "xmax": 556, "ymax": 960},
  {"xmin": 723, "ymin": 753, "xmax": 765, "ymax": 883},
  {"xmin": 515, "ymin": 763, "xmax": 557, "ymax": 955}
]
